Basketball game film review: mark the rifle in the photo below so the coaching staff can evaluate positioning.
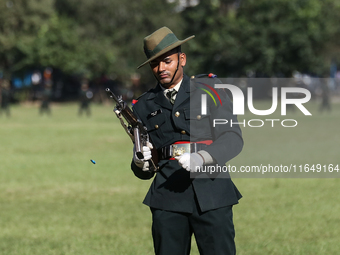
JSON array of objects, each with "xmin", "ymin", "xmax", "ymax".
[{"xmin": 105, "ymin": 88, "xmax": 158, "ymax": 171}]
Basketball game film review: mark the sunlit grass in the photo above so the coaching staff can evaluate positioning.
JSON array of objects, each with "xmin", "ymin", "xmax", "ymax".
[{"xmin": 0, "ymin": 100, "xmax": 339, "ymax": 254}]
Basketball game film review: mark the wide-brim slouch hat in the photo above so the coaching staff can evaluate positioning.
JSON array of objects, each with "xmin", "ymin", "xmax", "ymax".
[{"xmin": 137, "ymin": 27, "xmax": 194, "ymax": 69}]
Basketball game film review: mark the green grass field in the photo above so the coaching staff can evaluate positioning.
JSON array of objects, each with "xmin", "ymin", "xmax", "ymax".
[{"xmin": 0, "ymin": 100, "xmax": 339, "ymax": 255}]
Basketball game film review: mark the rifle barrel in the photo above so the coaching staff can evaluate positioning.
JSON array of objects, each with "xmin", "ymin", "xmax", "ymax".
[{"xmin": 105, "ymin": 88, "xmax": 120, "ymax": 104}]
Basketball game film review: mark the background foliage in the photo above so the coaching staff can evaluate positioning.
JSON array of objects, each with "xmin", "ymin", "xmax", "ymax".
[{"xmin": 1, "ymin": 0, "xmax": 340, "ymax": 84}]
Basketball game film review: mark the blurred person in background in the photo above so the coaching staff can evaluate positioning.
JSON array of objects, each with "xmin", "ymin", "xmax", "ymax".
[
  {"xmin": 130, "ymin": 27, "xmax": 243, "ymax": 255},
  {"xmin": 129, "ymin": 73, "xmax": 148, "ymax": 102},
  {"xmin": 0, "ymin": 79, "xmax": 11, "ymax": 117},
  {"xmin": 39, "ymin": 83, "xmax": 52, "ymax": 115},
  {"xmin": 40, "ymin": 68, "xmax": 53, "ymax": 115},
  {"xmin": 78, "ymin": 79, "xmax": 93, "ymax": 117},
  {"xmin": 31, "ymin": 70, "xmax": 42, "ymax": 102},
  {"xmin": 319, "ymin": 79, "xmax": 331, "ymax": 112}
]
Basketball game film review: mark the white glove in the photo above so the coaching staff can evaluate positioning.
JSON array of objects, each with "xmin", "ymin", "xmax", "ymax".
[
  {"xmin": 133, "ymin": 142, "xmax": 153, "ymax": 171},
  {"xmin": 176, "ymin": 153, "xmax": 204, "ymax": 172}
]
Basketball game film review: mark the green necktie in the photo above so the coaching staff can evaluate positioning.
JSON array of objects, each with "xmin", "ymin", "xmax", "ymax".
[{"xmin": 166, "ymin": 89, "xmax": 178, "ymax": 104}]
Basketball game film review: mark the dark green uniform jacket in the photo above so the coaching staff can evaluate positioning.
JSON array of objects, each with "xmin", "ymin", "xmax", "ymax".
[{"xmin": 131, "ymin": 74, "xmax": 243, "ymax": 213}]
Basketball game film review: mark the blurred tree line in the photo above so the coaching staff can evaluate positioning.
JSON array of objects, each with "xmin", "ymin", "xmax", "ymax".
[{"xmin": 1, "ymin": 0, "xmax": 340, "ymax": 98}]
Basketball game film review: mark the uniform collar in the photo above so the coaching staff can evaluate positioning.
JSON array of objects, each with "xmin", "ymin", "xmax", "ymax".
[
  {"xmin": 145, "ymin": 74, "xmax": 190, "ymax": 110},
  {"xmin": 160, "ymin": 78, "xmax": 183, "ymax": 93},
  {"xmin": 161, "ymin": 78, "xmax": 182, "ymax": 101}
]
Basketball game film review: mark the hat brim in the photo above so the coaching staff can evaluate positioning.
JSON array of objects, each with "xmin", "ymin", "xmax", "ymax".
[{"xmin": 137, "ymin": 35, "xmax": 195, "ymax": 69}]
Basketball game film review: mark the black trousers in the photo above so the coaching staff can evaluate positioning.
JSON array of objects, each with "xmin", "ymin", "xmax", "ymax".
[{"xmin": 151, "ymin": 204, "xmax": 236, "ymax": 255}]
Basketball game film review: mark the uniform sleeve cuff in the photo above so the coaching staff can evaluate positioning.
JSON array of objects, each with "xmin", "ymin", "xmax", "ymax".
[{"xmin": 197, "ymin": 150, "xmax": 215, "ymax": 165}]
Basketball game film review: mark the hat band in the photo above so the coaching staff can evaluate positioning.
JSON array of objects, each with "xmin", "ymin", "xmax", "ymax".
[{"xmin": 145, "ymin": 33, "xmax": 179, "ymax": 59}]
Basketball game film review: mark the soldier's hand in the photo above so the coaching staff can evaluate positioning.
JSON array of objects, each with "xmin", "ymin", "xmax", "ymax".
[
  {"xmin": 176, "ymin": 153, "xmax": 203, "ymax": 172},
  {"xmin": 133, "ymin": 142, "xmax": 153, "ymax": 171}
]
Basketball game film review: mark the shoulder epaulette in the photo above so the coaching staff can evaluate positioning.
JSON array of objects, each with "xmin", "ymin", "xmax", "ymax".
[
  {"xmin": 191, "ymin": 73, "xmax": 217, "ymax": 79},
  {"xmin": 132, "ymin": 91, "xmax": 148, "ymax": 105}
]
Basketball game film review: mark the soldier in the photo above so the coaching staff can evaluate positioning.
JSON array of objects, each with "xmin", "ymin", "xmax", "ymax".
[
  {"xmin": 131, "ymin": 27, "xmax": 243, "ymax": 255},
  {"xmin": 0, "ymin": 79, "xmax": 11, "ymax": 117},
  {"xmin": 39, "ymin": 83, "xmax": 52, "ymax": 115},
  {"xmin": 78, "ymin": 79, "xmax": 92, "ymax": 116},
  {"xmin": 319, "ymin": 79, "xmax": 331, "ymax": 112}
]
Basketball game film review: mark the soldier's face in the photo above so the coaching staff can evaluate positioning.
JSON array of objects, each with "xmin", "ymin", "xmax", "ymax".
[{"xmin": 150, "ymin": 50, "xmax": 186, "ymax": 89}]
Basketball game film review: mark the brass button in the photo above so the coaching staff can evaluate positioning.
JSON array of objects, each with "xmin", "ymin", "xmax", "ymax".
[
  {"xmin": 175, "ymin": 111, "xmax": 180, "ymax": 117},
  {"xmin": 181, "ymin": 130, "xmax": 186, "ymax": 134},
  {"xmin": 197, "ymin": 115, "xmax": 202, "ymax": 120},
  {"xmin": 155, "ymin": 125, "xmax": 159, "ymax": 129}
]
